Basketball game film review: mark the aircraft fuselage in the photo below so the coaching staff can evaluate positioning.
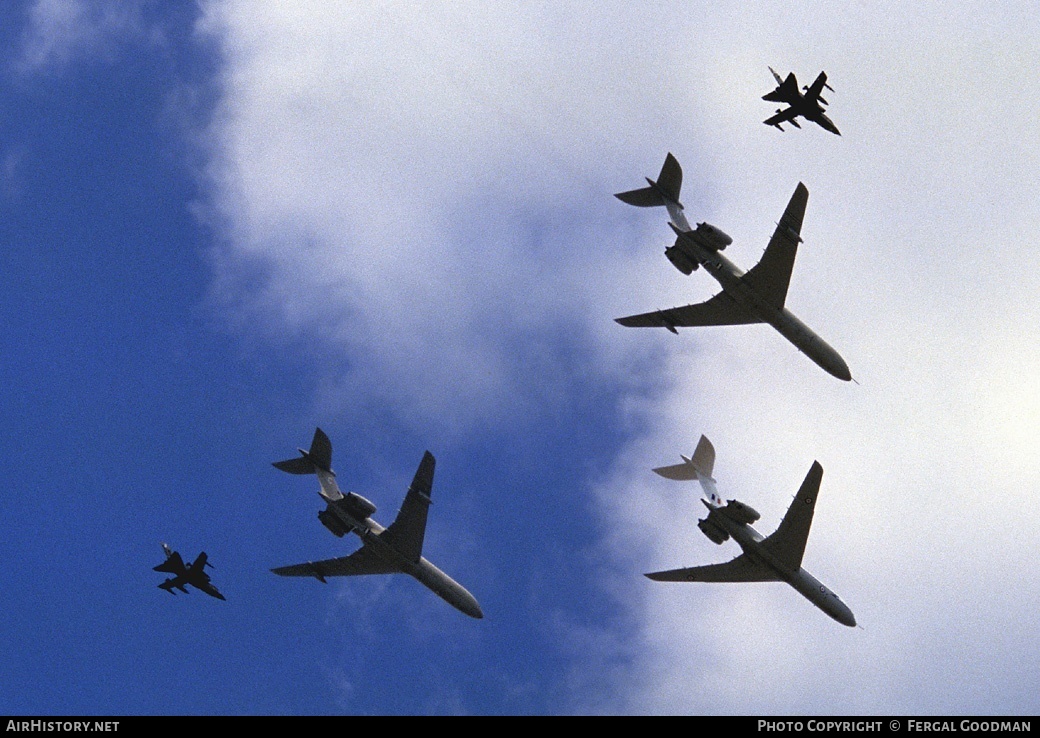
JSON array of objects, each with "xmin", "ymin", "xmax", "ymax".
[
  {"xmin": 316, "ymin": 479, "xmax": 483, "ymax": 619},
  {"xmin": 664, "ymin": 203, "xmax": 851, "ymax": 381},
  {"xmin": 706, "ymin": 501, "xmax": 856, "ymax": 627}
]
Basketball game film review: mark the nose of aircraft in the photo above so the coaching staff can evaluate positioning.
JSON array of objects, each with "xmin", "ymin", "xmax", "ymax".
[
  {"xmin": 460, "ymin": 591, "xmax": 484, "ymax": 619},
  {"xmin": 832, "ymin": 601, "xmax": 856, "ymax": 628},
  {"xmin": 823, "ymin": 348, "xmax": 852, "ymax": 382}
]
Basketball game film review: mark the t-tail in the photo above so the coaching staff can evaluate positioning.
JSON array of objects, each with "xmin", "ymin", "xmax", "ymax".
[
  {"xmin": 615, "ymin": 152, "xmax": 684, "ymax": 210},
  {"xmin": 652, "ymin": 435, "xmax": 722, "ymax": 506},
  {"xmin": 272, "ymin": 427, "xmax": 334, "ymax": 475}
]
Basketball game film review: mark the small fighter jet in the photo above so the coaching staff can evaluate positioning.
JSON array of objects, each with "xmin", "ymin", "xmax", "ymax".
[
  {"xmin": 614, "ymin": 153, "xmax": 852, "ymax": 381},
  {"xmin": 762, "ymin": 67, "xmax": 840, "ymax": 135},
  {"xmin": 153, "ymin": 543, "xmax": 226, "ymax": 600},
  {"xmin": 647, "ymin": 436, "xmax": 856, "ymax": 627},
  {"xmin": 270, "ymin": 428, "xmax": 483, "ymax": 619}
]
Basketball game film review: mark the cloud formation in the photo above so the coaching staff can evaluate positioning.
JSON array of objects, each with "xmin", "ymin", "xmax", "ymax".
[{"xmin": 197, "ymin": 2, "xmax": 1040, "ymax": 714}]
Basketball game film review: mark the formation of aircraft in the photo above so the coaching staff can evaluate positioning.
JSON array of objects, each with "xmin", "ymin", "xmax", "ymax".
[
  {"xmin": 646, "ymin": 436, "xmax": 856, "ymax": 627},
  {"xmin": 152, "ymin": 69, "xmax": 854, "ymax": 629},
  {"xmin": 269, "ymin": 428, "xmax": 484, "ymax": 619},
  {"xmin": 762, "ymin": 67, "xmax": 840, "ymax": 135},
  {"xmin": 153, "ymin": 543, "xmax": 226, "ymax": 601},
  {"xmin": 614, "ymin": 153, "xmax": 852, "ymax": 381}
]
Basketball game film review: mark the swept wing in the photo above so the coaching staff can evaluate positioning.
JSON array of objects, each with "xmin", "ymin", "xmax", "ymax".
[
  {"xmin": 804, "ymin": 71, "xmax": 830, "ymax": 103},
  {"xmin": 380, "ymin": 451, "xmax": 435, "ymax": 563},
  {"xmin": 740, "ymin": 182, "xmax": 808, "ymax": 309},
  {"xmin": 272, "ymin": 451, "xmax": 437, "ymax": 578},
  {"xmin": 761, "ymin": 461, "xmax": 823, "ymax": 571},
  {"xmin": 616, "ymin": 292, "xmax": 759, "ymax": 329},
  {"xmin": 646, "ymin": 554, "xmax": 780, "ymax": 583},
  {"xmin": 153, "ymin": 550, "xmax": 185, "ymax": 575},
  {"xmin": 763, "ymin": 107, "xmax": 800, "ymax": 128},
  {"xmin": 272, "ymin": 546, "xmax": 399, "ymax": 580}
]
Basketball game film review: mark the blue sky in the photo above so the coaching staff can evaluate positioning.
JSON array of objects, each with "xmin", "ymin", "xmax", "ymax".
[{"xmin": 2, "ymin": 0, "xmax": 1040, "ymax": 716}]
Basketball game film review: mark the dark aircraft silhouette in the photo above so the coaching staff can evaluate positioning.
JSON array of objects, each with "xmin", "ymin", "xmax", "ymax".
[
  {"xmin": 153, "ymin": 543, "xmax": 225, "ymax": 600},
  {"xmin": 762, "ymin": 67, "xmax": 840, "ymax": 135}
]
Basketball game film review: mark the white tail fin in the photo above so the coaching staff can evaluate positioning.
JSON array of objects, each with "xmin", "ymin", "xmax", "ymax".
[{"xmin": 653, "ymin": 435, "xmax": 721, "ymax": 505}]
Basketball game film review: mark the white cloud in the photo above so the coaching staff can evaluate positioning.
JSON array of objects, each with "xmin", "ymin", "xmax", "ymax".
[{"xmin": 196, "ymin": 1, "xmax": 1040, "ymax": 714}]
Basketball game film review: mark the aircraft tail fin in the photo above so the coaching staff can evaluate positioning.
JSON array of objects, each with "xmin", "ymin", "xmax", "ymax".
[
  {"xmin": 615, "ymin": 153, "xmax": 683, "ymax": 208},
  {"xmin": 652, "ymin": 435, "xmax": 715, "ymax": 481},
  {"xmin": 272, "ymin": 427, "xmax": 333, "ymax": 474},
  {"xmin": 653, "ymin": 436, "xmax": 723, "ymax": 506}
]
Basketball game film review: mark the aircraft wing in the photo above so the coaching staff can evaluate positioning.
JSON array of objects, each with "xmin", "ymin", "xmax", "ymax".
[
  {"xmin": 616, "ymin": 292, "xmax": 759, "ymax": 329},
  {"xmin": 379, "ymin": 451, "xmax": 435, "ymax": 563},
  {"xmin": 805, "ymin": 71, "xmax": 829, "ymax": 103},
  {"xmin": 193, "ymin": 580, "xmax": 226, "ymax": 601},
  {"xmin": 153, "ymin": 551, "xmax": 185, "ymax": 574},
  {"xmin": 188, "ymin": 552, "xmax": 209, "ymax": 573},
  {"xmin": 740, "ymin": 182, "xmax": 808, "ymax": 309},
  {"xmin": 763, "ymin": 106, "xmax": 799, "ymax": 128},
  {"xmin": 761, "ymin": 461, "xmax": 823, "ymax": 572},
  {"xmin": 272, "ymin": 545, "xmax": 400, "ymax": 579},
  {"xmin": 646, "ymin": 554, "xmax": 779, "ymax": 583}
]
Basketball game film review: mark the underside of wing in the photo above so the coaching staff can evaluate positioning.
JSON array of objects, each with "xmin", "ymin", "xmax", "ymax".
[
  {"xmin": 380, "ymin": 451, "xmax": 434, "ymax": 563},
  {"xmin": 616, "ymin": 293, "xmax": 759, "ymax": 329},
  {"xmin": 646, "ymin": 554, "xmax": 779, "ymax": 583},
  {"xmin": 762, "ymin": 461, "xmax": 822, "ymax": 571},
  {"xmin": 153, "ymin": 552, "xmax": 185, "ymax": 574},
  {"xmin": 194, "ymin": 580, "xmax": 226, "ymax": 600},
  {"xmin": 188, "ymin": 552, "xmax": 209, "ymax": 573},
  {"xmin": 763, "ymin": 107, "xmax": 799, "ymax": 127},
  {"xmin": 271, "ymin": 457, "xmax": 315, "ymax": 474},
  {"xmin": 805, "ymin": 71, "xmax": 828, "ymax": 102},
  {"xmin": 740, "ymin": 182, "xmax": 808, "ymax": 309},
  {"xmin": 271, "ymin": 545, "xmax": 400, "ymax": 579}
]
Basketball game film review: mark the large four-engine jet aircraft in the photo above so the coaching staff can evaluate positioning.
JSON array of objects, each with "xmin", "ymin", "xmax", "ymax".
[
  {"xmin": 614, "ymin": 153, "xmax": 852, "ymax": 381},
  {"xmin": 270, "ymin": 428, "xmax": 484, "ymax": 619},
  {"xmin": 154, "ymin": 543, "xmax": 226, "ymax": 600},
  {"xmin": 646, "ymin": 435, "xmax": 855, "ymax": 627},
  {"xmin": 762, "ymin": 67, "xmax": 840, "ymax": 135}
]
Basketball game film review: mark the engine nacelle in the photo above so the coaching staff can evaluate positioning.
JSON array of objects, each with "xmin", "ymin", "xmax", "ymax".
[
  {"xmin": 694, "ymin": 222, "xmax": 732, "ymax": 251},
  {"xmin": 665, "ymin": 244, "xmax": 699, "ymax": 274},
  {"xmin": 698, "ymin": 518, "xmax": 730, "ymax": 545},
  {"xmin": 344, "ymin": 492, "xmax": 377, "ymax": 520},
  {"xmin": 722, "ymin": 499, "xmax": 761, "ymax": 525},
  {"xmin": 318, "ymin": 508, "xmax": 351, "ymax": 537}
]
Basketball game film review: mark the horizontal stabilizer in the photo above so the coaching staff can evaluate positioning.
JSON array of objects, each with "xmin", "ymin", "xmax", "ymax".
[
  {"xmin": 272, "ymin": 457, "xmax": 316, "ymax": 475},
  {"xmin": 653, "ymin": 435, "xmax": 716, "ymax": 481},
  {"xmin": 272, "ymin": 427, "xmax": 334, "ymax": 474},
  {"xmin": 615, "ymin": 186, "xmax": 666, "ymax": 208},
  {"xmin": 652, "ymin": 461, "xmax": 699, "ymax": 481},
  {"xmin": 615, "ymin": 153, "xmax": 683, "ymax": 208}
]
